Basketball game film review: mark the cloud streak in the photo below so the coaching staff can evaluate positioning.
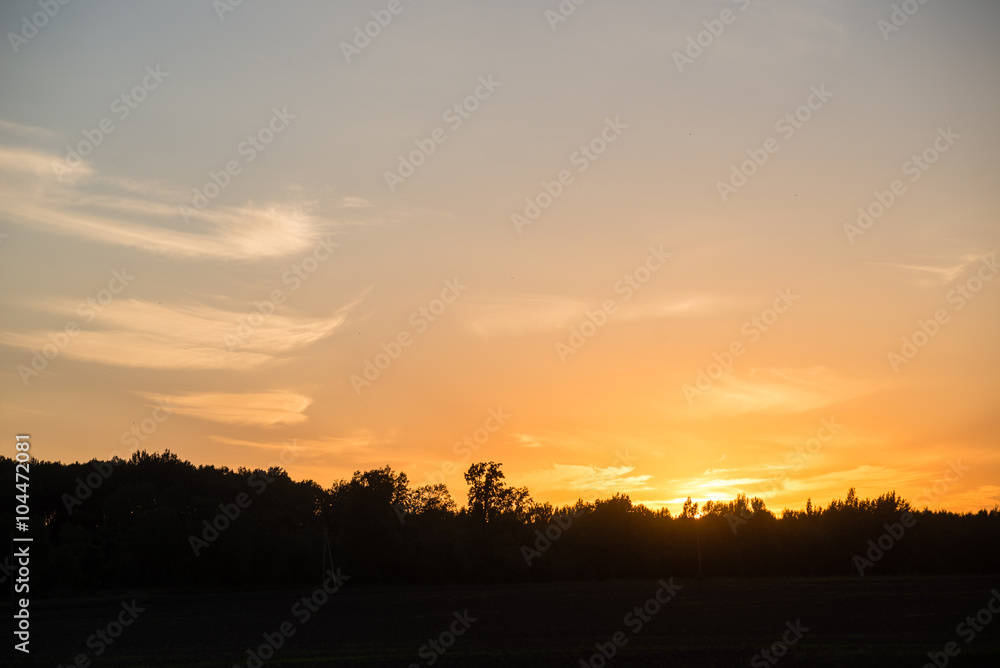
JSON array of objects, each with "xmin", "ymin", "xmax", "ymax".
[
  {"xmin": 145, "ymin": 390, "xmax": 313, "ymax": 426},
  {"xmin": 0, "ymin": 298, "xmax": 351, "ymax": 370},
  {"xmin": 524, "ymin": 463, "xmax": 652, "ymax": 497},
  {"xmin": 682, "ymin": 367, "xmax": 875, "ymax": 418},
  {"xmin": 0, "ymin": 144, "xmax": 336, "ymax": 261}
]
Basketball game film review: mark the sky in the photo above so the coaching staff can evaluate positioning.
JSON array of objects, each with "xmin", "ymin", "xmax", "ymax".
[{"xmin": 1, "ymin": 0, "xmax": 998, "ymax": 515}]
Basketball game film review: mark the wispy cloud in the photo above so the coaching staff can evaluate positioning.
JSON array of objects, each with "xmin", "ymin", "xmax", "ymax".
[
  {"xmin": 0, "ymin": 144, "xmax": 343, "ymax": 261},
  {"xmin": 683, "ymin": 367, "xmax": 874, "ymax": 418},
  {"xmin": 208, "ymin": 435, "xmax": 304, "ymax": 452},
  {"xmin": 524, "ymin": 463, "xmax": 652, "ymax": 496},
  {"xmin": 0, "ymin": 118, "xmax": 53, "ymax": 138},
  {"xmin": 513, "ymin": 433, "xmax": 544, "ymax": 449},
  {"xmin": 462, "ymin": 292, "xmax": 722, "ymax": 338},
  {"xmin": 462, "ymin": 294, "xmax": 589, "ymax": 337},
  {"xmin": 617, "ymin": 294, "xmax": 723, "ymax": 321},
  {"xmin": 211, "ymin": 432, "xmax": 378, "ymax": 456},
  {"xmin": 5, "ymin": 195, "xmax": 324, "ymax": 261},
  {"xmin": 0, "ymin": 144, "xmax": 91, "ymax": 181},
  {"xmin": 337, "ymin": 196, "xmax": 371, "ymax": 208},
  {"xmin": 663, "ymin": 475, "xmax": 774, "ymax": 502},
  {"xmin": 874, "ymin": 254, "xmax": 985, "ymax": 286},
  {"xmin": 664, "ymin": 463, "xmax": 931, "ymax": 511},
  {"xmin": 0, "ymin": 298, "xmax": 351, "ymax": 370},
  {"xmin": 209, "ymin": 431, "xmax": 394, "ymax": 476},
  {"xmin": 146, "ymin": 390, "xmax": 313, "ymax": 426},
  {"xmin": 796, "ymin": 464, "xmax": 927, "ymax": 494},
  {"xmin": 944, "ymin": 485, "xmax": 1000, "ymax": 512}
]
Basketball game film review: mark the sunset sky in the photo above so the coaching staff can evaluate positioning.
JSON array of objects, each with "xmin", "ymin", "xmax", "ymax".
[{"xmin": 1, "ymin": 0, "xmax": 998, "ymax": 515}]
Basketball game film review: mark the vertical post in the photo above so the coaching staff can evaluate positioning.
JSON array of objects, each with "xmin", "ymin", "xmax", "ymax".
[
  {"xmin": 695, "ymin": 518, "xmax": 704, "ymax": 579},
  {"xmin": 322, "ymin": 527, "xmax": 335, "ymax": 584}
]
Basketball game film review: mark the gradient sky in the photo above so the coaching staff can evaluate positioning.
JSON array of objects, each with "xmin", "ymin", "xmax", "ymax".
[{"xmin": 1, "ymin": 0, "xmax": 998, "ymax": 514}]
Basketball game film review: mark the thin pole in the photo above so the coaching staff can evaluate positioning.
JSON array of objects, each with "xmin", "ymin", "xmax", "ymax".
[
  {"xmin": 695, "ymin": 519, "xmax": 704, "ymax": 578},
  {"xmin": 322, "ymin": 527, "xmax": 335, "ymax": 583}
]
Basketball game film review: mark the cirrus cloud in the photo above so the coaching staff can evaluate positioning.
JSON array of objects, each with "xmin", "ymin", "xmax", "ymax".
[{"xmin": 141, "ymin": 390, "xmax": 313, "ymax": 426}]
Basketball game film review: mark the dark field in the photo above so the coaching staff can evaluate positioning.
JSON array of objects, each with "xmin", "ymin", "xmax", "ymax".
[{"xmin": 7, "ymin": 576, "xmax": 1000, "ymax": 667}]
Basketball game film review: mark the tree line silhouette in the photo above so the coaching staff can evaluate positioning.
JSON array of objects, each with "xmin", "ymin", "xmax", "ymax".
[{"xmin": 3, "ymin": 451, "xmax": 997, "ymax": 594}]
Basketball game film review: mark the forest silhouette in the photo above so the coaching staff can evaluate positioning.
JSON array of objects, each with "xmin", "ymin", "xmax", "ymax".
[{"xmin": 4, "ymin": 451, "xmax": 998, "ymax": 593}]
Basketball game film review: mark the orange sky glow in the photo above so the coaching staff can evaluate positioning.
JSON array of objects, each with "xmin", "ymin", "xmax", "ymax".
[{"xmin": 1, "ymin": 0, "xmax": 998, "ymax": 515}]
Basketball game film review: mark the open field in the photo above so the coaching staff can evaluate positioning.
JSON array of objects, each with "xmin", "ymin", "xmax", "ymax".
[{"xmin": 5, "ymin": 576, "xmax": 999, "ymax": 666}]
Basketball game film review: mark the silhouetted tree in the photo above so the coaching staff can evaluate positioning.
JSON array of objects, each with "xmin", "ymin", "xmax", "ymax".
[
  {"xmin": 464, "ymin": 462, "xmax": 509, "ymax": 524},
  {"xmin": 1, "ymin": 453, "xmax": 997, "ymax": 591},
  {"xmin": 682, "ymin": 496, "xmax": 699, "ymax": 519}
]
